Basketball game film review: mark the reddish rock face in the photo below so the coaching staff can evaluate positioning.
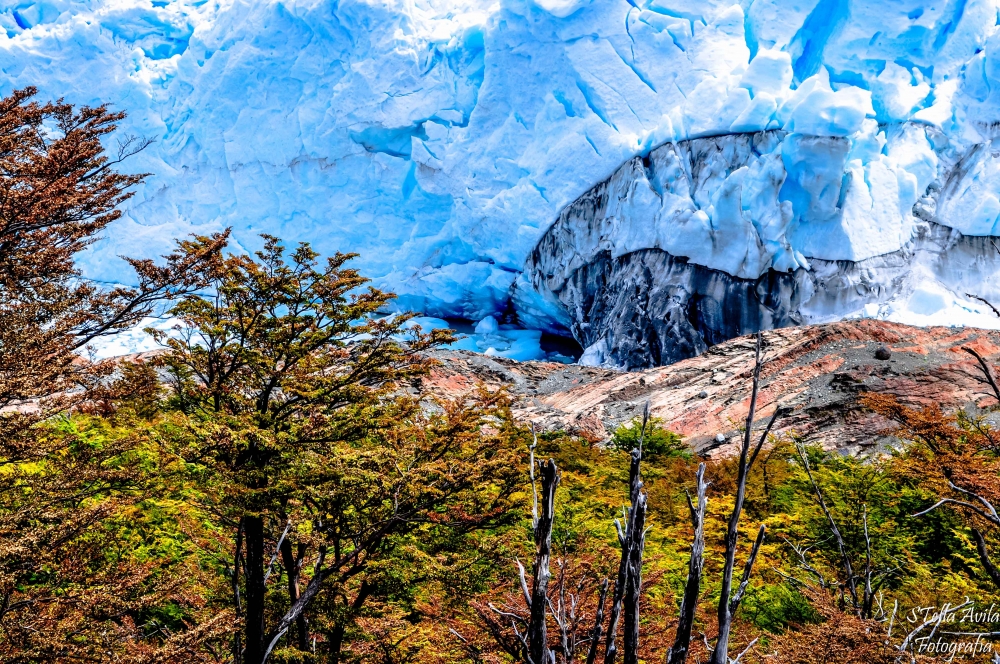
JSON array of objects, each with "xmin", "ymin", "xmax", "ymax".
[{"xmin": 421, "ymin": 320, "xmax": 1000, "ymax": 456}]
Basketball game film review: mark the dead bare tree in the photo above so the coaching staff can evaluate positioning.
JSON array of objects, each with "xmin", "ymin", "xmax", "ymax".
[
  {"xmin": 622, "ymin": 491, "xmax": 647, "ymax": 664},
  {"xmin": 602, "ymin": 506, "xmax": 629, "ymax": 664},
  {"xmin": 774, "ymin": 536, "xmax": 830, "ymax": 590},
  {"xmin": 472, "ymin": 403, "xmax": 661, "ymax": 664},
  {"xmin": 475, "ymin": 414, "xmax": 654, "ymax": 664},
  {"xmin": 584, "ymin": 580, "xmax": 608, "ymax": 664},
  {"xmin": 548, "ymin": 561, "xmax": 601, "ymax": 664},
  {"xmin": 603, "ymin": 402, "xmax": 651, "ymax": 664},
  {"xmin": 709, "ymin": 332, "xmax": 784, "ymax": 664},
  {"xmin": 526, "ymin": 458, "xmax": 560, "ymax": 663},
  {"xmin": 473, "ymin": 433, "xmax": 564, "ymax": 664},
  {"xmin": 475, "ymin": 560, "xmax": 603, "ymax": 664},
  {"xmin": 667, "ymin": 463, "xmax": 708, "ymax": 664}
]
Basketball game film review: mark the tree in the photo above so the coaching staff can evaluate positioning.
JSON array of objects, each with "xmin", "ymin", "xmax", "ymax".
[
  {"xmin": 0, "ymin": 88, "xmax": 224, "ymax": 424},
  {"xmin": 604, "ymin": 404, "xmax": 650, "ymax": 664},
  {"xmin": 153, "ymin": 236, "xmax": 523, "ymax": 663},
  {"xmin": 527, "ymin": 456, "xmax": 560, "ymax": 664},
  {"xmin": 666, "ymin": 463, "xmax": 707, "ymax": 664},
  {"xmin": 470, "ymin": 408, "xmax": 655, "ymax": 664},
  {"xmin": 709, "ymin": 333, "xmax": 783, "ymax": 664},
  {"xmin": 610, "ymin": 417, "xmax": 688, "ymax": 460},
  {"xmin": 0, "ymin": 88, "xmax": 226, "ymax": 660},
  {"xmin": 863, "ymin": 389, "xmax": 1000, "ymax": 591}
]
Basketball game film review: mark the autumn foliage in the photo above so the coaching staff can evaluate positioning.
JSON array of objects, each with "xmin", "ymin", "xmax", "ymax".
[{"xmin": 0, "ymin": 88, "xmax": 227, "ymax": 661}]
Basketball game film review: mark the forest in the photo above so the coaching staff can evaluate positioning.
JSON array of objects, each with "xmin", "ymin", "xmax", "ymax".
[{"xmin": 0, "ymin": 91, "xmax": 998, "ymax": 664}]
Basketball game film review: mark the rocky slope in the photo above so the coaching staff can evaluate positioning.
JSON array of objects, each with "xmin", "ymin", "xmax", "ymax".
[{"xmin": 421, "ymin": 319, "xmax": 1000, "ymax": 456}]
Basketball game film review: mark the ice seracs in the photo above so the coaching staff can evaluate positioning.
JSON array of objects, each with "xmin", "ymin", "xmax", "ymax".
[
  {"xmin": 6, "ymin": 0, "xmax": 1000, "ymax": 365},
  {"xmin": 520, "ymin": 122, "xmax": 1000, "ymax": 368}
]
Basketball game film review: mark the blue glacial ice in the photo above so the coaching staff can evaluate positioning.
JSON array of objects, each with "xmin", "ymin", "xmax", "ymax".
[{"xmin": 9, "ymin": 0, "xmax": 1000, "ymax": 359}]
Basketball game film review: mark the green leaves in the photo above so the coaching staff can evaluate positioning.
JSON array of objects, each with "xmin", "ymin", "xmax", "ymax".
[
  {"xmin": 143, "ymin": 235, "xmax": 522, "ymax": 661},
  {"xmin": 610, "ymin": 417, "xmax": 690, "ymax": 460}
]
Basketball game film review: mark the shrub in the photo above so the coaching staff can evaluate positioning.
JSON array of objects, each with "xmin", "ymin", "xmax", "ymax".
[{"xmin": 610, "ymin": 416, "xmax": 690, "ymax": 459}]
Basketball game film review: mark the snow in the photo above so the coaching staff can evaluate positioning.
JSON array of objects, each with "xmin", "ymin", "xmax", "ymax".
[
  {"xmin": 852, "ymin": 281, "xmax": 1000, "ymax": 333},
  {"xmin": 88, "ymin": 314, "xmax": 572, "ymax": 364},
  {"xmin": 5, "ymin": 0, "xmax": 1000, "ymax": 357},
  {"xmin": 405, "ymin": 315, "xmax": 563, "ymax": 362},
  {"xmin": 85, "ymin": 317, "xmax": 181, "ymax": 360}
]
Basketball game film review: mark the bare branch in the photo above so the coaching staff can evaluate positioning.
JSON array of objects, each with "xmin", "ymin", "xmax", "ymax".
[
  {"xmin": 585, "ymin": 579, "xmax": 609, "ymax": 664},
  {"xmin": 794, "ymin": 438, "xmax": 860, "ymax": 613},
  {"xmin": 966, "ymin": 293, "xmax": 1000, "ymax": 319},
  {"xmin": 912, "ymin": 497, "xmax": 1000, "ymax": 525},
  {"xmin": 862, "ymin": 505, "xmax": 874, "ymax": 619},
  {"xmin": 730, "ymin": 637, "xmax": 759, "ymax": 664},
  {"xmin": 668, "ymin": 463, "xmax": 708, "ymax": 664},
  {"xmin": 729, "ymin": 524, "xmax": 766, "ymax": 616},
  {"xmin": 263, "ymin": 521, "xmax": 292, "ymax": 584},
  {"xmin": 972, "ymin": 528, "xmax": 1000, "ymax": 589},
  {"xmin": 711, "ymin": 331, "xmax": 768, "ymax": 664},
  {"xmin": 963, "ymin": 345, "xmax": 1000, "ymax": 403},
  {"xmin": 517, "ymin": 560, "xmax": 533, "ymax": 608}
]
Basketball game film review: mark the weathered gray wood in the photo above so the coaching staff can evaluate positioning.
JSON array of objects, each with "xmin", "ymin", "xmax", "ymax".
[
  {"xmin": 605, "ymin": 402, "xmax": 650, "ymax": 664},
  {"xmin": 622, "ymin": 492, "xmax": 647, "ymax": 664},
  {"xmin": 729, "ymin": 524, "xmax": 766, "ymax": 617},
  {"xmin": 585, "ymin": 579, "xmax": 608, "ymax": 664},
  {"xmin": 602, "ymin": 516, "xmax": 628, "ymax": 664},
  {"xmin": 667, "ymin": 463, "xmax": 708, "ymax": 664},
  {"xmin": 710, "ymin": 333, "xmax": 772, "ymax": 664},
  {"xmin": 528, "ymin": 459, "xmax": 560, "ymax": 664}
]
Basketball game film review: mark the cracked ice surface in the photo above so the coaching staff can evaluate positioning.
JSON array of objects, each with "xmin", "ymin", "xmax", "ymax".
[{"xmin": 3, "ymin": 0, "xmax": 1000, "ymax": 334}]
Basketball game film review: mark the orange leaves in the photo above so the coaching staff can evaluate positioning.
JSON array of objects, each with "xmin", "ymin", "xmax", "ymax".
[
  {"xmin": 746, "ymin": 588, "xmax": 929, "ymax": 664},
  {"xmin": 0, "ymin": 88, "xmax": 232, "ymax": 662},
  {"xmin": 859, "ymin": 393, "xmax": 963, "ymax": 454}
]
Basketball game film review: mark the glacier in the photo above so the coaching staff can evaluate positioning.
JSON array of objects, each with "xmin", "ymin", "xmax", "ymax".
[
  {"xmin": 519, "ymin": 125, "xmax": 1000, "ymax": 367},
  {"xmin": 8, "ymin": 0, "xmax": 1000, "ymax": 365}
]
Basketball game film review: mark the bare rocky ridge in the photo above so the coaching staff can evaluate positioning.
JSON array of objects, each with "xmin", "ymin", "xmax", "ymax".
[{"xmin": 421, "ymin": 319, "xmax": 1000, "ymax": 456}]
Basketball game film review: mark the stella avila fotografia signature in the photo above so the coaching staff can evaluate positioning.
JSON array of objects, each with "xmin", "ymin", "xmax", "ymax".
[{"xmin": 902, "ymin": 600, "xmax": 999, "ymax": 659}]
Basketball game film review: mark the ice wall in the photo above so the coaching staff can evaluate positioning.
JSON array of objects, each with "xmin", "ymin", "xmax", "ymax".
[{"xmin": 2, "ymin": 0, "xmax": 1000, "ymax": 327}]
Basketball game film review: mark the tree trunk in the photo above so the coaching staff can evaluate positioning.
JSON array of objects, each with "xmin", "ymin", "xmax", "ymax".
[
  {"xmin": 243, "ymin": 515, "xmax": 267, "ymax": 664},
  {"xmin": 605, "ymin": 407, "xmax": 649, "ymax": 664},
  {"xmin": 328, "ymin": 623, "xmax": 346, "ymax": 664},
  {"xmin": 585, "ymin": 580, "xmax": 608, "ymax": 664},
  {"xmin": 280, "ymin": 539, "xmax": 309, "ymax": 651},
  {"xmin": 603, "ymin": 529, "xmax": 629, "ymax": 664},
  {"xmin": 667, "ymin": 463, "xmax": 707, "ymax": 664},
  {"xmin": 528, "ymin": 459, "xmax": 560, "ymax": 664},
  {"xmin": 622, "ymin": 492, "xmax": 647, "ymax": 664},
  {"xmin": 710, "ymin": 334, "xmax": 762, "ymax": 664},
  {"xmin": 233, "ymin": 519, "xmax": 245, "ymax": 664}
]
